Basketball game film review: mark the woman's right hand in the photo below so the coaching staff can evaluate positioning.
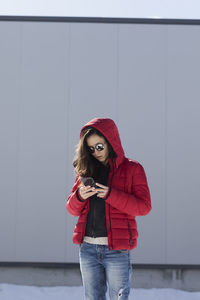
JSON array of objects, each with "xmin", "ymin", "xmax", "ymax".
[{"xmin": 78, "ymin": 185, "xmax": 98, "ymax": 200}]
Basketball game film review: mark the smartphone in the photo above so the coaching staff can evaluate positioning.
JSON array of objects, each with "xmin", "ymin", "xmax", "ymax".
[{"xmin": 81, "ymin": 177, "xmax": 97, "ymax": 188}]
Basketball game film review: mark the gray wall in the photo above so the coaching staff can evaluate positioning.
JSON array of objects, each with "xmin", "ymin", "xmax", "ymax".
[{"xmin": 0, "ymin": 21, "xmax": 200, "ymax": 264}]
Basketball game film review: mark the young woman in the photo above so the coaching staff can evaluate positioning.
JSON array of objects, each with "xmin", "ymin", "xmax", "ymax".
[{"xmin": 66, "ymin": 117, "xmax": 151, "ymax": 300}]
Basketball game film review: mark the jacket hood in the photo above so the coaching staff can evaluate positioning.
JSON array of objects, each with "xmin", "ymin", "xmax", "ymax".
[{"xmin": 80, "ymin": 118, "xmax": 125, "ymax": 168}]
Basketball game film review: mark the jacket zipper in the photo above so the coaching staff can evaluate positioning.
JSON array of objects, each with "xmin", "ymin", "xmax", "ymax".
[
  {"xmin": 108, "ymin": 158, "xmax": 115, "ymax": 250},
  {"xmin": 109, "ymin": 204, "xmax": 113, "ymax": 249},
  {"xmin": 82, "ymin": 202, "xmax": 90, "ymax": 242},
  {"xmin": 127, "ymin": 218, "xmax": 132, "ymax": 246}
]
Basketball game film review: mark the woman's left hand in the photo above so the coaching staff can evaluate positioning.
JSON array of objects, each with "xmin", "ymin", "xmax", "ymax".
[{"xmin": 95, "ymin": 183, "xmax": 109, "ymax": 199}]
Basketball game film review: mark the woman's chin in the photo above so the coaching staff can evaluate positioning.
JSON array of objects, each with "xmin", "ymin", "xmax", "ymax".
[{"xmin": 96, "ymin": 157, "xmax": 104, "ymax": 163}]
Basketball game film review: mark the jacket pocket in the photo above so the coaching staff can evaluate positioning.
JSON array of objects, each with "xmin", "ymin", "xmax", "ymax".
[{"xmin": 127, "ymin": 218, "xmax": 132, "ymax": 246}]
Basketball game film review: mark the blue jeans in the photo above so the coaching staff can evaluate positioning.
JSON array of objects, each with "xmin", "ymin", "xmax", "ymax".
[{"xmin": 79, "ymin": 242, "xmax": 132, "ymax": 300}]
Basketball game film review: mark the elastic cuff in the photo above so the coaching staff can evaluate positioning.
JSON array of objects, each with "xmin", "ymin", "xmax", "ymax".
[{"xmin": 76, "ymin": 189, "xmax": 85, "ymax": 202}]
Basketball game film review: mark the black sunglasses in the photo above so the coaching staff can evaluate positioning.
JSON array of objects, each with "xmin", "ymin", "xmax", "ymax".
[{"xmin": 88, "ymin": 143, "xmax": 105, "ymax": 154}]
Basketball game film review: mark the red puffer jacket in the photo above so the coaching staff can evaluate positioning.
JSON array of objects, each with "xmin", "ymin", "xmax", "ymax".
[{"xmin": 66, "ymin": 118, "xmax": 152, "ymax": 250}]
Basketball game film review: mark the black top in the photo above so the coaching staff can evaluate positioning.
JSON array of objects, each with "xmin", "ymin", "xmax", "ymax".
[{"xmin": 84, "ymin": 163, "xmax": 110, "ymax": 238}]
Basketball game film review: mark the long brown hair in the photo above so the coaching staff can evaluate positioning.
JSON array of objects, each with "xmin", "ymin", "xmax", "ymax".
[{"xmin": 73, "ymin": 127, "xmax": 115, "ymax": 178}]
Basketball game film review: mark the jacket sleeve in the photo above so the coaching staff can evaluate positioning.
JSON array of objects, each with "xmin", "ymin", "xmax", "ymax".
[
  {"xmin": 105, "ymin": 163, "xmax": 152, "ymax": 217},
  {"xmin": 66, "ymin": 175, "xmax": 88, "ymax": 217}
]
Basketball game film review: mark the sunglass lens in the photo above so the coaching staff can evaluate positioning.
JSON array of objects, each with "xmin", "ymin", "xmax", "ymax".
[
  {"xmin": 88, "ymin": 147, "xmax": 95, "ymax": 154},
  {"xmin": 96, "ymin": 143, "xmax": 104, "ymax": 151}
]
